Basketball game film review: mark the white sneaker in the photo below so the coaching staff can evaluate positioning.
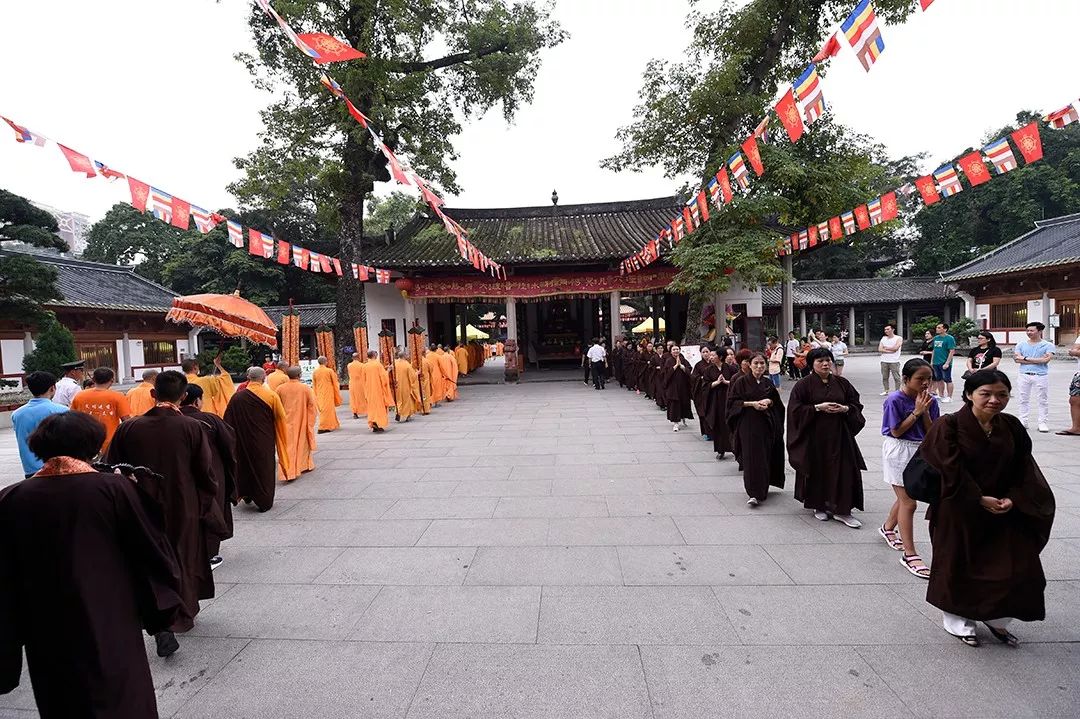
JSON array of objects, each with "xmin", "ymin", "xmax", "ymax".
[
  {"xmin": 747, "ymin": 498, "xmax": 759, "ymax": 507},
  {"xmin": 813, "ymin": 511, "xmax": 831, "ymax": 521},
  {"xmin": 1038, "ymin": 422, "xmax": 1049, "ymax": 433},
  {"xmin": 834, "ymin": 514, "xmax": 862, "ymax": 528},
  {"xmin": 941, "ymin": 397, "xmax": 951, "ymax": 404},
  {"xmin": 672, "ymin": 424, "xmax": 679, "ymax": 432},
  {"xmin": 879, "ymin": 391, "xmax": 889, "ymax": 396}
]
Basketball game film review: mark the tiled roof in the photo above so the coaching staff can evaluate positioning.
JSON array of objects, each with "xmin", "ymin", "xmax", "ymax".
[
  {"xmin": 262, "ymin": 304, "xmax": 336, "ymax": 328},
  {"xmin": 762, "ymin": 277, "xmax": 953, "ymax": 307},
  {"xmin": 361, "ymin": 197, "xmax": 680, "ymax": 269},
  {"xmin": 2, "ymin": 249, "xmax": 178, "ymax": 312},
  {"xmin": 939, "ymin": 213, "xmax": 1080, "ymax": 281}
]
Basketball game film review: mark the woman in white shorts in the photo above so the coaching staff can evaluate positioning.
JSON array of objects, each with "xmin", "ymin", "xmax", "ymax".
[{"xmin": 880, "ymin": 358, "xmax": 940, "ymax": 578}]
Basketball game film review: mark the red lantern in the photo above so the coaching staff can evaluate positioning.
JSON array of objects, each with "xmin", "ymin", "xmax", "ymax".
[
  {"xmin": 395, "ymin": 277, "xmax": 415, "ymax": 295},
  {"xmin": 723, "ymin": 267, "xmax": 735, "ymax": 276}
]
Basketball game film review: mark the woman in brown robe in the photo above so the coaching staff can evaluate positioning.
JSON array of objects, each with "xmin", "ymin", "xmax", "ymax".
[
  {"xmin": 726, "ymin": 353, "xmax": 786, "ymax": 506},
  {"xmin": 653, "ymin": 346, "xmax": 669, "ymax": 410},
  {"xmin": 690, "ymin": 346, "xmax": 714, "ymax": 438},
  {"xmin": 920, "ymin": 370, "xmax": 1055, "ymax": 647},
  {"xmin": 787, "ymin": 347, "xmax": 867, "ymax": 527},
  {"xmin": 706, "ymin": 347, "xmax": 738, "ymax": 460},
  {"xmin": 0, "ymin": 412, "xmax": 182, "ymax": 718},
  {"xmin": 664, "ymin": 345, "xmax": 695, "ymax": 430}
]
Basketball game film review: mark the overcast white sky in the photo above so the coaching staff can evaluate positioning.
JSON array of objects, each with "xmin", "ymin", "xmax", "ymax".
[{"xmin": 1, "ymin": 0, "xmax": 1077, "ymax": 223}]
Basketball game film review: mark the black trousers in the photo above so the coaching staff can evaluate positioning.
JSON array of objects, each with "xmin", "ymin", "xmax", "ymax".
[{"xmin": 591, "ymin": 360, "xmax": 606, "ymax": 389}]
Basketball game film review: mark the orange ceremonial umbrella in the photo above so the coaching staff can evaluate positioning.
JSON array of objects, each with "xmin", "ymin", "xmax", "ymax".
[{"xmin": 166, "ymin": 291, "xmax": 278, "ymax": 348}]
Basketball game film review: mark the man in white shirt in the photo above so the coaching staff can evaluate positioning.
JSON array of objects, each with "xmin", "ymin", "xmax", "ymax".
[
  {"xmin": 1013, "ymin": 321, "xmax": 1055, "ymax": 432},
  {"xmin": 586, "ymin": 338, "xmax": 607, "ymax": 390},
  {"xmin": 1059, "ymin": 335, "xmax": 1080, "ymax": 436},
  {"xmin": 878, "ymin": 323, "xmax": 903, "ymax": 395},
  {"xmin": 52, "ymin": 360, "xmax": 86, "ymax": 407},
  {"xmin": 785, "ymin": 331, "xmax": 800, "ymax": 379}
]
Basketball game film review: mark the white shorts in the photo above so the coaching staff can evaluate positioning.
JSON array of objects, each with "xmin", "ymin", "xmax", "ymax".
[{"xmin": 882, "ymin": 435, "xmax": 921, "ymax": 487}]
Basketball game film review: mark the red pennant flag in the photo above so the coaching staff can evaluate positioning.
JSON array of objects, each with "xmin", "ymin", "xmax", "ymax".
[
  {"xmin": 345, "ymin": 98, "xmax": 369, "ymax": 128},
  {"xmin": 170, "ymin": 198, "xmax": 191, "ymax": 230},
  {"xmin": 807, "ymin": 224, "xmax": 819, "ymax": 247},
  {"xmin": 880, "ymin": 191, "xmax": 898, "ymax": 221},
  {"xmin": 332, "ymin": 258, "xmax": 343, "ymax": 276},
  {"xmin": 357, "ymin": 264, "xmax": 369, "ymax": 281},
  {"xmin": 957, "ymin": 152, "xmax": 990, "ymax": 187},
  {"xmin": 914, "ymin": 175, "xmax": 940, "ymax": 205},
  {"xmin": 57, "ymin": 144, "xmax": 96, "ymax": 177},
  {"xmin": 812, "ymin": 33, "xmax": 842, "ymax": 62},
  {"xmin": 276, "ymin": 240, "xmax": 291, "ymax": 265},
  {"xmin": 295, "ymin": 33, "xmax": 366, "ymax": 64},
  {"xmin": 740, "ymin": 135, "xmax": 764, "ymax": 176},
  {"xmin": 716, "ymin": 170, "xmax": 733, "ymax": 204},
  {"xmin": 696, "ymin": 190, "xmax": 710, "ymax": 223},
  {"xmin": 1010, "ymin": 122, "xmax": 1043, "ymax": 164},
  {"xmin": 682, "ymin": 206, "xmax": 695, "ymax": 234},
  {"xmin": 378, "ymin": 141, "xmax": 411, "ymax": 185},
  {"xmin": 127, "ymin": 177, "xmax": 150, "ymax": 212},
  {"xmin": 828, "ymin": 216, "xmax": 843, "ymax": 240},
  {"xmin": 319, "ymin": 254, "xmax": 332, "ymax": 273},
  {"xmin": 919, "ymin": 0, "xmax": 934, "ymax": 10},
  {"xmin": 774, "ymin": 88, "xmax": 804, "ymax": 142},
  {"xmin": 854, "ymin": 204, "xmax": 871, "ymax": 230}
]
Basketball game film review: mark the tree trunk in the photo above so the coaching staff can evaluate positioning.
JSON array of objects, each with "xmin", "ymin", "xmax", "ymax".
[{"xmin": 681, "ymin": 293, "xmax": 708, "ymax": 345}]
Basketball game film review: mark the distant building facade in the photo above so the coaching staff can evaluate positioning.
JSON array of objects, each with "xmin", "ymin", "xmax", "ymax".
[{"xmin": 31, "ymin": 201, "xmax": 91, "ymax": 256}]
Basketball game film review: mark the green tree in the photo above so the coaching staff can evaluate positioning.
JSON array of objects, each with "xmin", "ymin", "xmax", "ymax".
[
  {"xmin": 0, "ymin": 188, "xmax": 66, "ymax": 323},
  {"xmin": 365, "ymin": 191, "xmax": 420, "ymax": 236},
  {"xmin": 22, "ymin": 313, "xmax": 77, "ymax": 377},
  {"xmin": 234, "ymin": 0, "xmax": 566, "ymax": 366},
  {"xmin": 605, "ymin": 0, "xmax": 921, "ymax": 295},
  {"xmin": 83, "ymin": 203, "xmax": 185, "ymax": 284},
  {"xmin": 908, "ymin": 114, "xmax": 1080, "ymax": 275}
]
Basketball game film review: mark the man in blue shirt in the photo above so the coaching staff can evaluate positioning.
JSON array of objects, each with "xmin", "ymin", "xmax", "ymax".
[
  {"xmin": 12, "ymin": 371, "xmax": 68, "ymax": 477},
  {"xmin": 930, "ymin": 322, "xmax": 957, "ymax": 403},
  {"xmin": 1013, "ymin": 321, "xmax": 1055, "ymax": 432}
]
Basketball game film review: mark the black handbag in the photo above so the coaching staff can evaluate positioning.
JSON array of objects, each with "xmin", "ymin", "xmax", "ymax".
[{"xmin": 902, "ymin": 448, "xmax": 940, "ymax": 506}]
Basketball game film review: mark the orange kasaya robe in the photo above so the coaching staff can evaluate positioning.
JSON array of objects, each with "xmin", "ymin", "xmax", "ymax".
[
  {"xmin": 437, "ymin": 349, "xmax": 459, "ymax": 401},
  {"xmin": 126, "ymin": 381, "xmax": 156, "ymax": 416},
  {"xmin": 275, "ymin": 379, "xmax": 316, "ymax": 480},
  {"xmin": 455, "ymin": 346, "xmax": 469, "ymax": 376},
  {"xmin": 393, "ymin": 358, "xmax": 421, "ymax": 420},
  {"xmin": 185, "ymin": 372, "xmax": 235, "ymax": 418},
  {"xmin": 347, "ymin": 360, "xmax": 367, "ymax": 416},
  {"xmin": 419, "ymin": 355, "xmax": 434, "ymax": 414},
  {"xmin": 361, "ymin": 359, "xmax": 394, "ymax": 429},
  {"xmin": 266, "ymin": 369, "xmax": 289, "ymax": 393},
  {"xmin": 311, "ymin": 365, "xmax": 342, "ymax": 431},
  {"xmin": 429, "ymin": 351, "xmax": 447, "ymax": 403},
  {"xmin": 496, "ymin": 341, "xmax": 504, "ymax": 357}
]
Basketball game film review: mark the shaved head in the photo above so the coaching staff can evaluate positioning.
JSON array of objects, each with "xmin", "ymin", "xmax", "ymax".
[
  {"xmin": 277, "ymin": 361, "xmax": 288, "ymax": 371},
  {"xmin": 367, "ymin": 350, "xmax": 378, "ymax": 359},
  {"xmin": 286, "ymin": 366, "xmax": 302, "ymax": 379},
  {"xmin": 246, "ymin": 366, "xmax": 266, "ymax": 382},
  {"xmin": 317, "ymin": 356, "xmax": 328, "ymax": 365},
  {"xmin": 142, "ymin": 368, "xmax": 159, "ymax": 382}
]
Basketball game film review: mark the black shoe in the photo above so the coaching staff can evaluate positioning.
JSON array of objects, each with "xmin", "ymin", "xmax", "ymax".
[
  {"xmin": 155, "ymin": 631, "xmax": 179, "ymax": 657},
  {"xmin": 317, "ymin": 429, "xmax": 330, "ymax": 434},
  {"xmin": 209, "ymin": 556, "xmax": 223, "ymax": 571},
  {"xmin": 353, "ymin": 413, "xmax": 359, "ymax": 419}
]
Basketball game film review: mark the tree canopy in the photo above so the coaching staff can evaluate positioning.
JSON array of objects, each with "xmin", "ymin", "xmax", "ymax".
[
  {"xmin": 235, "ymin": 0, "xmax": 566, "ymax": 363},
  {"xmin": 82, "ymin": 203, "xmax": 184, "ymax": 285},
  {"xmin": 0, "ymin": 188, "xmax": 65, "ymax": 323}
]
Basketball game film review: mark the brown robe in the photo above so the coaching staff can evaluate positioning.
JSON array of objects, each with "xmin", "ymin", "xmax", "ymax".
[
  {"xmin": 726, "ymin": 373, "xmax": 786, "ymax": 500},
  {"xmin": 0, "ymin": 469, "xmax": 182, "ymax": 719},
  {"xmin": 224, "ymin": 385, "xmax": 289, "ymax": 512},
  {"xmin": 691, "ymin": 360, "xmax": 715, "ymax": 436},
  {"xmin": 786, "ymin": 372, "xmax": 867, "ymax": 515},
  {"xmin": 664, "ymin": 356, "xmax": 694, "ymax": 422},
  {"xmin": 705, "ymin": 362, "xmax": 738, "ymax": 455},
  {"xmin": 653, "ymin": 354, "xmax": 668, "ymax": 407},
  {"xmin": 106, "ymin": 406, "xmax": 222, "ymax": 631},
  {"xmin": 921, "ymin": 405, "xmax": 1055, "ymax": 621},
  {"xmin": 180, "ymin": 406, "xmax": 238, "ymax": 558}
]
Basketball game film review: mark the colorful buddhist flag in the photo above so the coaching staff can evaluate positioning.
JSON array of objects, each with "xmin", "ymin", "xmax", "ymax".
[
  {"xmin": 914, "ymin": 175, "xmax": 941, "ymax": 205},
  {"xmin": 296, "ymin": 33, "xmax": 366, "ymax": 64},
  {"xmin": 880, "ymin": 192, "xmax": 898, "ymax": 221},
  {"xmin": 2, "ymin": 116, "xmax": 46, "ymax": 146},
  {"xmin": 933, "ymin": 164, "xmax": 963, "ymax": 197},
  {"xmin": 320, "ymin": 74, "xmax": 345, "ymax": 99},
  {"xmin": 828, "ymin": 216, "xmax": 843, "ymax": 240},
  {"xmin": 783, "ymin": 235, "xmax": 793, "ymax": 255},
  {"xmin": 292, "ymin": 245, "xmax": 310, "ymax": 270},
  {"xmin": 797, "ymin": 229, "xmax": 809, "ymax": 250},
  {"xmin": 248, "ymin": 229, "xmax": 274, "ymax": 259},
  {"xmin": 375, "ymin": 269, "xmax": 390, "ymax": 284},
  {"xmin": 728, "ymin": 151, "xmax": 750, "ymax": 189},
  {"xmin": 957, "ymin": 151, "xmax": 991, "ymax": 187},
  {"xmin": 1046, "ymin": 104, "xmax": 1079, "ymax": 129},
  {"xmin": 309, "ymin": 252, "xmax": 323, "ymax": 273},
  {"xmin": 983, "ymin": 138, "xmax": 1017, "ymax": 174},
  {"xmin": 752, "ymin": 116, "xmax": 771, "ymax": 144},
  {"xmin": 170, "ymin": 198, "xmax": 191, "ymax": 230},
  {"xmin": 740, "ymin": 135, "xmax": 764, "ymax": 176},
  {"xmin": 57, "ymin": 145, "xmax": 96, "ymax": 177},
  {"xmin": 1010, "ymin": 122, "xmax": 1043, "ymax": 164},
  {"xmin": 793, "ymin": 64, "xmax": 825, "ymax": 125},
  {"xmin": 92, "ymin": 160, "xmax": 124, "ymax": 181},
  {"xmin": 227, "ymin": 220, "xmax": 244, "ymax": 247},
  {"xmin": 812, "ymin": 33, "xmax": 842, "ymax": 63},
  {"xmin": 127, "ymin": 177, "xmax": 150, "ymax": 212},
  {"xmin": 854, "ymin": 204, "xmax": 871, "ymax": 230},
  {"xmin": 841, "ymin": 0, "xmax": 885, "ymax": 72},
  {"xmin": 671, "ymin": 217, "xmax": 685, "ymax": 243},
  {"xmin": 149, "ymin": 188, "xmax": 173, "ymax": 223},
  {"xmin": 841, "ymin": 211, "xmax": 857, "ymax": 235},
  {"xmin": 276, "ymin": 240, "xmax": 291, "ymax": 265},
  {"xmin": 319, "ymin": 254, "xmax": 333, "ymax": 273},
  {"xmin": 191, "ymin": 206, "xmax": 220, "ymax": 234},
  {"xmin": 774, "ymin": 88, "xmax": 804, "ymax": 142},
  {"xmin": 332, "ymin": 258, "xmax": 343, "ymax": 276},
  {"xmin": 345, "ymin": 98, "xmax": 370, "ymax": 128},
  {"xmin": 817, "ymin": 220, "xmax": 831, "ymax": 243},
  {"xmin": 868, "ymin": 198, "xmax": 883, "ymax": 225}
]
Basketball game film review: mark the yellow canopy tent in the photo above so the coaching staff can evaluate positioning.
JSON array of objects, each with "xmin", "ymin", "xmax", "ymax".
[
  {"xmin": 464, "ymin": 324, "xmax": 490, "ymax": 340},
  {"xmin": 631, "ymin": 317, "xmax": 665, "ymax": 334}
]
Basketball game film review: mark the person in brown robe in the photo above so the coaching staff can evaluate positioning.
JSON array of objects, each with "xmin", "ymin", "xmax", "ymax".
[
  {"xmin": 653, "ymin": 345, "xmax": 668, "ymax": 410},
  {"xmin": 705, "ymin": 347, "xmax": 738, "ymax": 460},
  {"xmin": 690, "ymin": 346, "xmax": 714, "ymax": 438},
  {"xmin": 0, "ymin": 411, "xmax": 183, "ymax": 719},
  {"xmin": 726, "ymin": 353, "xmax": 786, "ymax": 505},
  {"xmin": 787, "ymin": 347, "xmax": 867, "ymax": 527},
  {"xmin": 181, "ymin": 383, "xmax": 238, "ymax": 567},
  {"xmin": 223, "ymin": 366, "xmax": 290, "ymax": 512},
  {"xmin": 920, "ymin": 369, "xmax": 1056, "ymax": 647},
  {"xmin": 664, "ymin": 345, "xmax": 694, "ymax": 430},
  {"xmin": 105, "ymin": 369, "xmax": 224, "ymax": 655}
]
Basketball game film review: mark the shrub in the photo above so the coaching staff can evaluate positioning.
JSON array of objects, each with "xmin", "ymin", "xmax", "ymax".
[{"xmin": 22, "ymin": 313, "xmax": 77, "ymax": 377}]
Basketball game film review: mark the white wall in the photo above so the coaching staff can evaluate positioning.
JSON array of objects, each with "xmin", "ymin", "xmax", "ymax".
[
  {"xmin": 362, "ymin": 283, "xmax": 409, "ymax": 352},
  {"xmin": 1, "ymin": 339, "xmax": 27, "ymax": 376}
]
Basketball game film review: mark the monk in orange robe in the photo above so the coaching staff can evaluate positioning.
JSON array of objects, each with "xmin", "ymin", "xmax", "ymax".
[
  {"xmin": 437, "ymin": 345, "xmax": 459, "ymax": 401},
  {"xmin": 429, "ymin": 346, "xmax": 446, "ymax": 404},
  {"xmin": 275, "ymin": 366, "xmax": 316, "ymax": 480},
  {"xmin": 181, "ymin": 356, "xmax": 234, "ymax": 418},
  {"xmin": 455, "ymin": 345, "xmax": 470, "ymax": 376},
  {"xmin": 266, "ymin": 361, "xmax": 289, "ymax": 392},
  {"xmin": 311, "ymin": 356, "xmax": 342, "ymax": 432},
  {"xmin": 496, "ymin": 340, "xmax": 504, "ymax": 357},
  {"xmin": 360, "ymin": 351, "xmax": 393, "ymax": 432},
  {"xmin": 419, "ymin": 347, "xmax": 435, "ymax": 414},
  {"xmin": 126, "ymin": 369, "xmax": 159, "ymax": 415},
  {"xmin": 393, "ymin": 350, "xmax": 421, "ymax": 422},
  {"xmin": 347, "ymin": 353, "xmax": 367, "ymax": 419}
]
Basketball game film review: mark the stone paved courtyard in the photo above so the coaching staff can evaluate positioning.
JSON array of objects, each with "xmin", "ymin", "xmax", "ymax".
[{"xmin": 2, "ymin": 355, "xmax": 1079, "ymax": 718}]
